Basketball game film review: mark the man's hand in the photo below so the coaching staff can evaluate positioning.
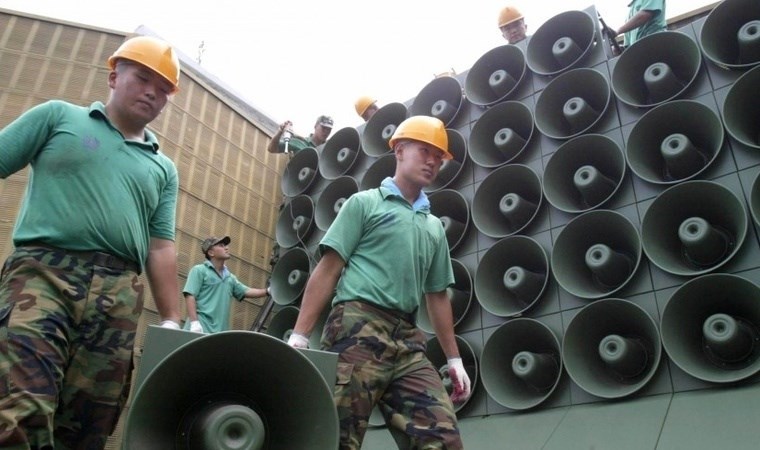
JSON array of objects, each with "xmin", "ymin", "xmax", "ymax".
[
  {"xmin": 287, "ymin": 332, "xmax": 310, "ymax": 349},
  {"xmin": 160, "ymin": 320, "xmax": 180, "ymax": 330},
  {"xmin": 189, "ymin": 320, "xmax": 204, "ymax": 333},
  {"xmin": 447, "ymin": 357, "xmax": 471, "ymax": 403}
]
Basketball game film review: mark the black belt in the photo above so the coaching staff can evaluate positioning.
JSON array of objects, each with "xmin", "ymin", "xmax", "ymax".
[{"xmin": 19, "ymin": 241, "xmax": 141, "ymax": 274}]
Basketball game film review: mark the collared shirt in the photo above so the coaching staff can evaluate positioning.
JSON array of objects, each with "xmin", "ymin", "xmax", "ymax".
[{"xmin": 182, "ymin": 260, "xmax": 250, "ymax": 333}]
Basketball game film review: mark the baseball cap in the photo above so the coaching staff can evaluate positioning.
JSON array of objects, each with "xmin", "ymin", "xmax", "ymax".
[
  {"xmin": 316, "ymin": 115, "xmax": 334, "ymax": 128},
  {"xmin": 201, "ymin": 236, "xmax": 231, "ymax": 254}
]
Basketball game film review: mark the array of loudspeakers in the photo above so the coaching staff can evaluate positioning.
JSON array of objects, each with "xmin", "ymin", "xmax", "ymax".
[{"xmin": 267, "ymin": 0, "xmax": 760, "ymax": 427}]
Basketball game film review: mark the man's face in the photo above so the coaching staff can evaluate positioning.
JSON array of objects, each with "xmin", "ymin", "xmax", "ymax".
[
  {"xmin": 108, "ymin": 61, "xmax": 172, "ymax": 126},
  {"xmin": 501, "ymin": 19, "xmax": 528, "ymax": 44},
  {"xmin": 207, "ymin": 242, "xmax": 231, "ymax": 260},
  {"xmin": 314, "ymin": 123, "xmax": 332, "ymax": 144},
  {"xmin": 362, "ymin": 104, "xmax": 379, "ymax": 122},
  {"xmin": 395, "ymin": 141, "xmax": 445, "ymax": 188}
]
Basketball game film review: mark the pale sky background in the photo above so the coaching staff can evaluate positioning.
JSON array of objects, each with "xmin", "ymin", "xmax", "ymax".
[{"xmin": 0, "ymin": 0, "xmax": 717, "ymax": 138}]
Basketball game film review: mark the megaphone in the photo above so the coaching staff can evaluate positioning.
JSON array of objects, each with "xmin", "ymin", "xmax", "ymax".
[
  {"xmin": 751, "ymin": 172, "xmax": 760, "ymax": 228},
  {"xmin": 472, "ymin": 164, "xmax": 542, "ymax": 238},
  {"xmin": 275, "ymin": 195, "xmax": 315, "ymax": 249},
  {"xmin": 281, "ymin": 147, "xmax": 320, "ymax": 198},
  {"xmin": 269, "ymin": 247, "xmax": 312, "ymax": 306},
  {"xmin": 362, "ymin": 102, "xmax": 408, "ymax": 157},
  {"xmin": 526, "ymin": 9, "xmax": 602, "ymax": 77},
  {"xmin": 612, "ymin": 31, "xmax": 702, "ymax": 108},
  {"xmin": 661, "ymin": 273, "xmax": 760, "ymax": 383},
  {"xmin": 480, "ymin": 318, "xmax": 562, "ymax": 410},
  {"xmin": 429, "ymin": 189, "xmax": 470, "ymax": 253},
  {"xmin": 426, "ymin": 335, "xmax": 478, "ymax": 412},
  {"xmin": 424, "ymin": 129, "xmax": 468, "ymax": 193},
  {"xmin": 417, "ymin": 259, "xmax": 473, "ymax": 333},
  {"xmin": 562, "ymin": 298, "xmax": 662, "ymax": 399},
  {"xmin": 475, "ymin": 235, "xmax": 549, "ymax": 318},
  {"xmin": 320, "ymin": 126, "xmax": 363, "ymax": 180},
  {"xmin": 124, "ymin": 330, "xmax": 339, "ymax": 449},
  {"xmin": 542, "ymin": 134, "xmax": 625, "ymax": 213},
  {"xmin": 534, "ymin": 67, "xmax": 611, "ymax": 140},
  {"xmin": 465, "ymin": 44, "xmax": 528, "ymax": 106},
  {"xmin": 360, "ymin": 153, "xmax": 396, "ymax": 191},
  {"xmin": 468, "ymin": 101, "xmax": 535, "ymax": 168},
  {"xmin": 265, "ymin": 305, "xmax": 300, "ymax": 341},
  {"xmin": 722, "ymin": 64, "xmax": 760, "ymax": 150},
  {"xmin": 699, "ymin": 0, "xmax": 760, "ymax": 70},
  {"xmin": 640, "ymin": 180, "xmax": 748, "ymax": 276},
  {"xmin": 625, "ymin": 99, "xmax": 725, "ymax": 184},
  {"xmin": 315, "ymin": 175, "xmax": 359, "ymax": 231},
  {"xmin": 551, "ymin": 209, "xmax": 641, "ymax": 299},
  {"xmin": 409, "ymin": 75, "xmax": 464, "ymax": 127}
]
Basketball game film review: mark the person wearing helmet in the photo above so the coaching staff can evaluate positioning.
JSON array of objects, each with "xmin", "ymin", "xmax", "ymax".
[
  {"xmin": 0, "ymin": 35, "xmax": 182, "ymax": 448},
  {"xmin": 287, "ymin": 116, "xmax": 470, "ymax": 449},
  {"xmin": 498, "ymin": 5, "xmax": 529, "ymax": 44},
  {"xmin": 266, "ymin": 115, "xmax": 334, "ymax": 154},
  {"xmin": 614, "ymin": 0, "xmax": 666, "ymax": 47},
  {"xmin": 354, "ymin": 95, "xmax": 379, "ymax": 122}
]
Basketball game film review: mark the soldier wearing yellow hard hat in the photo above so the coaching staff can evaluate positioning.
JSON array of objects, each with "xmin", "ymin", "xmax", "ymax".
[
  {"xmin": 498, "ymin": 5, "xmax": 529, "ymax": 44},
  {"xmin": 354, "ymin": 95, "xmax": 379, "ymax": 122}
]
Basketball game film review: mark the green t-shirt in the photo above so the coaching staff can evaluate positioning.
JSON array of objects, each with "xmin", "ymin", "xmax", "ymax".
[
  {"xmin": 320, "ymin": 177, "xmax": 454, "ymax": 314},
  {"xmin": 624, "ymin": 0, "xmax": 666, "ymax": 46},
  {"xmin": 275, "ymin": 133, "xmax": 318, "ymax": 154},
  {"xmin": 0, "ymin": 100, "xmax": 178, "ymax": 269},
  {"xmin": 182, "ymin": 261, "xmax": 249, "ymax": 333}
]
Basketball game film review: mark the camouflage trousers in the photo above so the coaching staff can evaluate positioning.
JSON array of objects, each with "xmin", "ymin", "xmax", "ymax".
[
  {"xmin": 321, "ymin": 300, "xmax": 462, "ymax": 450},
  {"xmin": 0, "ymin": 246, "xmax": 144, "ymax": 450}
]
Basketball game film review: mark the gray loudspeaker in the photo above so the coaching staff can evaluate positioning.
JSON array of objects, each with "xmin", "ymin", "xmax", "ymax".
[
  {"xmin": 526, "ymin": 9, "xmax": 602, "ymax": 76},
  {"xmin": 612, "ymin": 31, "xmax": 703, "ymax": 108},
  {"xmin": 534, "ymin": 67, "xmax": 611, "ymax": 140},
  {"xmin": 269, "ymin": 247, "xmax": 312, "ymax": 306},
  {"xmin": 661, "ymin": 273, "xmax": 760, "ymax": 383},
  {"xmin": 429, "ymin": 189, "xmax": 470, "ymax": 253},
  {"xmin": 417, "ymin": 259, "xmax": 473, "ymax": 334},
  {"xmin": 465, "ymin": 44, "xmax": 527, "ymax": 106},
  {"xmin": 320, "ymin": 126, "xmax": 363, "ymax": 180},
  {"xmin": 542, "ymin": 134, "xmax": 625, "ymax": 213},
  {"xmin": 480, "ymin": 318, "xmax": 562, "ymax": 410},
  {"xmin": 722, "ymin": 64, "xmax": 760, "ymax": 150},
  {"xmin": 469, "ymin": 101, "xmax": 535, "ymax": 168},
  {"xmin": 551, "ymin": 210, "xmax": 641, "ymax": 299},
  {"xmin": 424, "ymin": 129, "xmax": 468, "ymax": 193},
  {"xmin": 315, "ymin": 176, "xmax": 359, "ymax": 232},
  {"xmin": 562, "ymin": 298, "xmax": 662, "ymax": 399},
  {"xmin": 625, "ymin": 99, "xmax": 724, "ymax": 184},
  {"xmin": 475, "ymin": 235, "xmax": 549, "ymax": 318},
  {"xmin": 426, "ymin": 335, "xmax": 478, "ymax": 412},
  {"xmin": 472, "ymin": 164, "xmax": 542, "ymax": 238},
  {"xmin": 699, "ymin": 0, "xmax": 760, "ymax": 70},
  {"xmin": 640, "ymin": 180, "xmax": 748, "ymax": 277},
  {"xmin": 265, "ymin": 305, "xmax": 300, "ymax": 342},
  {"xmin": 281, "ymin": 147, "xmax": 320, "ymax": 197},
  {"xmin": 751, "ymin": 171, "xmax": 760, "ymax": 228},
  {"xmin": 360, "ymin": 153, "xmax": 396, "ymax": 191},
  {"xmin": 275, "ymin": 195, "xmax": 314, "ymax": 249},
  {"xmin": 409, "ymin": 75, "xmax": 464, "ymax": 127},
  {"xmin": 362, "ymin": 102, "xmax": 408, "ymax": 157}
]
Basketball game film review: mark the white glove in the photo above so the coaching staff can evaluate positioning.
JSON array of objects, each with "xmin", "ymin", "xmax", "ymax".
[
  {"xmin": 159, "ymin": 320, "xmax": 180, "ymax": 330},
  {"xmin": 287, "ymin": 332, "xmax": 310, "ymax": 349},
  {"xmin": 447, "ymin": 357, "xmax": 471, "ymax": 403},
  {"xmin": 189, "ymin": 320, "xmax": 204, "ymax": 333}
]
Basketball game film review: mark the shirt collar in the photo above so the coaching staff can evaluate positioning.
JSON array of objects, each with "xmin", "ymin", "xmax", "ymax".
[
  {"xmin": 203, "ymin": 259, "xmax": 229, "ymax": 277},
  {"xmin": 380, "ymin": 177, "xmax": 430, "ymax": 212},
  {"xmin": 88, "ymin": 101, "xmax": 160, "ymax": 153}
]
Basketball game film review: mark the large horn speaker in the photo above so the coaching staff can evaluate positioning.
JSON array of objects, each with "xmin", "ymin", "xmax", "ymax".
[
  {"xmin": 360, "ymin": 153, "xmax": 396, "ymax": 191},
  {"xmin": 526, "ymin": 9, "xmax": 601, "ymax": 77},
  {"xmin": 699, "ymin": 0, "xmax": 760, "ymax": 70},
  {"xmin": 464, "ymin": 44, "xmax": 527, "ymax": 106},
  {"xmin": 424, "ymin": 129, "xmax": 468, "ymax": 193},
  {"xmin": 661, "ymin": 273, "xmax": 760, "ymax": 383},
  {"xmin": 281, "ymin": 147, "xmax": 320, "ymax": 198},
  {"xmin": 275, "ymin": 195, "xmax": 314, "ymax": 249},
  {"xmin": 426, "ymin": 335, "xmax": 478, "ymax": 411},
  {"xmin": 362, "ymin": 102, "xmax": 408, "ymax": 157},
  {"xmin": 475, "ymin": 235, "xmax": 549, "ymax": 318},
  {"xmin": 625, "ymin": 99, "xmax": 724, "ymax": 185},
  {"xmin": 315, "ymin": 175, "xmax": 359, "ymax": 231},
  {"xmin": 469, "ymin": 101, "xmax": 535, "ymax": 168},
  {"xmin": 429, "ymin": 189, "xmax": 470, "ymax": 253},
  {"xmin": 269, "ymin": 247, "xmax": 312, "ymax": 306},
  {"xmin": 472, "ymin": 164, "xmax": 542, "ymax": 238},
  {"xmin": 124, "ymin": 331, "xmax": 339, "ymax": 449},
  {"xmin": 551, "ymin": 209, "xmax": 641, "ymax": 299},
  {"xmin": 612, "ymin": 31, "xmax": 702, "ymax": 108},
  {"xmin": 542, "ymin": 134, "xmax": 625, "ymax": 213},
  {"xmin": 320, "ymin": 126, "xmax": 363, "ymax": 180},
  {"xmin": 562, "ymin": 298, "xmax": 662, "ymax": 399},
  {"xmin": 265, "ymin": 305, "xmax": 300, "ymax": 341},
  {"xmin": 722, "ymin": 64, "xmax": 760, "ymax": 150},
  {"xmin": 480, "ymin": 318, "xmax": 562, "ymax": 410},
  {"xmin": 417, "ymin": 258, "xmax": 473, "ymax": 333},
  {"xmin": 640, "ymin": 180, "xmax": 748, "ymax": 276},
  {"xmin": 751, "ymin": 172, "xmax": 760, "ymax": 228},
  {"xmin": 534, "ymin": 67, "xmax": 611, "ymax": 140},
  {"xmin": 409, "ymin": 75, "xmax": 464, "ymax": 127}
]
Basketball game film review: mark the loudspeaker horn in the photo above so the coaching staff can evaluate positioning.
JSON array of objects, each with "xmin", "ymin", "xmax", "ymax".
[
  {"xmin": 360, "ymin": 153, "xmax": 396, "ymax": 191},
  {"xmin": 265, "ymin": 305, "xmax": 300, "ymax": 342},
  {"xmin": 750, "ymin": 171, "xmax": 760, "ymax": 228},
  {"xmin": 315, "ymin": 175, "xmax": 359, "ymax": 231},
  {"xmin": 320, "ymin": 126, "xmax": 363, "ymax": 180},
  {"xmin": 551, "ymin": 209, "xmax": 641, "ymax": 299},
  {"xmin": 542, "ymin": 134, "xmax": 625, "ymax": 213},
  {"xmin": 641, "ymin": 180, "xmax": 748, "ymax": 277},
  {"xmin": 409, "ymin": 75, "xmax": 464, "ymax": 127},
  {"xmin": 424, "ymin": 129, "xmax": 468, "ymax": 193},
  {"xmin": 124, "ymin": 331, "xmax": 339, "ymax": 449},
  {"xmin": 613, "ymin": 30, "xmax": 702, "ymax": 108},
  {"xmin": 723, "ymin": 64, "xmax": 760, "ymax": 150},
  {"xmin": 475, "ymin": 235, "xmax": 549, "ymax": 318},
  {"xmin": 700, "ymin": 0, "xmax": 760, "ymax": 70},
  {"xmin": 626, "ymin": 99, "xmax": 725, "ymax": 184},
  {"xmin": 563, "ymin": 298, "xmax": 662, "ymax": 399},
  {"xmin": 480, "ymin": 318, "xmax": 562, "ymax": 410},
  {"xmin": 281, "ymin": 147, "xmax": 320, "ymax": 198},
  {"xmin": 472, "ymin": 164, "xmax": 542, "ymax": 238},
  {"xmin": 526, "ymin": 9, "xmax": 600, "ymax": 76},
  {"xmin": 429, "ymin": 189, "xmax": 470, "ymax": 253},
  {"xmin": 275, "ymin": 195, "xmax": 315, "ymax": 249},
  {"xmin": 417, "ymin": 259, "xmax": 473, "ymax": 333},
  {"xmin": 269, "ymin": 247, "xmax": 312, "ymax": 306},
  {"xmin": 661, "ymin": 273, "xmax": 760, "ymax": 383},
  {"xmin": 426, "ymin": 335, "xmax": 478, "ymax": 412},
  {"xmin": 534, "ymin": 67, "xmax": 611, "ymax": 140},
  {"xmin": 362, "ymin": 102, "xmax": 408, "ymax": 157},
  {"xmin": 465, "ymin": 44, "xmax": 527, "ymax": 106},
  {"xmin": 469, "ymin": 101, "xmax": 534, "ymax": 168}
]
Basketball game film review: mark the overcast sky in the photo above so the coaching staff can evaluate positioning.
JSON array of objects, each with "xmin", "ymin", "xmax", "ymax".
[{"xmin": 0, "ymin": 0, "xmax": 717, "ymax": 138}]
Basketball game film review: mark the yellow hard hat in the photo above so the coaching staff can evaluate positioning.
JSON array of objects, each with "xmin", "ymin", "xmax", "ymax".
[
  {"xmin": 108, "ymin": 36, "xmax": 180, "ymax": 93},
  {"xmin": 355, "ymin": 96, "xmax": 377, "ymax": 116},
  {"xmin": 389, "ymin": 116, "xmax": 452, "ymax": 160},
  {"xmin": 498, "ymin": 6, "xmax": 524, "ymax": 28}
]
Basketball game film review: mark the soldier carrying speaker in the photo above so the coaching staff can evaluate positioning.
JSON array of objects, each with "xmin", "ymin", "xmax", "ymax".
[{"xmin": 267, "ymin": 114, "xmax": 334, "ymax": 154}]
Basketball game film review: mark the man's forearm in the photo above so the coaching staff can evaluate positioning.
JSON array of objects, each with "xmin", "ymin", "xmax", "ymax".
[{"xmin": 147, "ymin": 239, "xmax": 181, "ymax": 323}]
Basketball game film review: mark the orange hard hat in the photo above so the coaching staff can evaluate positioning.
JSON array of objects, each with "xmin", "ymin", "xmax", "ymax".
[
  {"xmin": 498, "ymin": 6, "xmax": 524, "ymax": 28},
  {"xmin": 389, "ymin": 116, "xmax": 452, "ymax": 160},
  {"xmin": 108, "ymin": 36, "xmax": 180, "ymax": 93},
  {"xmin": 355, "ymin": 96, "xmax": 377, "ymax": 117}
]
